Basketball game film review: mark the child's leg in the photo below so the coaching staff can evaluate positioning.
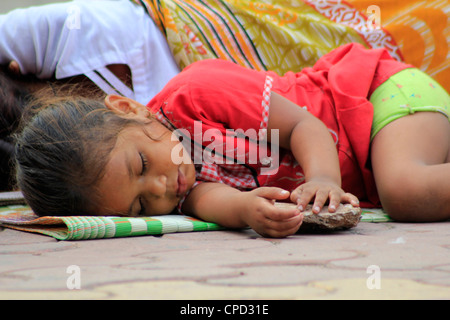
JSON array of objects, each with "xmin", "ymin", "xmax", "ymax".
[
  {"xmin": 371, "ymin": 112, "xmax": 450, "ymax": 221},
  {"xmin": 369, "ymin": 68, "xmax": 450, "ymax": 221}
]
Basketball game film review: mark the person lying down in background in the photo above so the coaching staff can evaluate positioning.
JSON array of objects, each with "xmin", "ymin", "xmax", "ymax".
[
  {"xmin": 14, "ymin": 43, "xmax": 450, "ymax": 238},
  {"xmin": 0, "ymin": 0, "xmax": 180, "ymax": 190}
]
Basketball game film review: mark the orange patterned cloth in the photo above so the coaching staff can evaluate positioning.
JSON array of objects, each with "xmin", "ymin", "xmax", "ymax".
[
  {"xmin": 347, "ymin": 0, "xmax": 449, "ymax": 90},
  {"xmin": 136, "ymin": 0, "xmax": 448, "ymax": 91}
]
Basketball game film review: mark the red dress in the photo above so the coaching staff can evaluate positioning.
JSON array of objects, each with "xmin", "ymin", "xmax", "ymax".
[{"xmin": 147, "ymin": 43, "xmax": 411, "ymax": 207}]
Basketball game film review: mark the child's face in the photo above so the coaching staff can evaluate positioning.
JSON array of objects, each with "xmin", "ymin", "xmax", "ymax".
[{"xmin": 93, "ymin": 103, "xmax": 196, "ymax": 216}]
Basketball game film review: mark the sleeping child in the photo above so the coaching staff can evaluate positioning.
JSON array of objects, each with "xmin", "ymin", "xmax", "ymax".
[{"xmin": 14, "ymin": 43, "xmax": 450, "ymax": 238}]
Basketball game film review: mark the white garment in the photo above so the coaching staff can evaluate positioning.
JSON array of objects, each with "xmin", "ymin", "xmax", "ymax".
[{"xmin": 0, "ymin": 0, "xmax": 180, "ymax": 104}]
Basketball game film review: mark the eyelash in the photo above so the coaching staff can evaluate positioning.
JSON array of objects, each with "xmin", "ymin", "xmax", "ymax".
[
  {"xmin": 139, "ymin": 197, "xmax": 145, "ymax": 216},
  {"xmin": 138, "ymin": 152, "xmax": 148, "ymax": 215},
  {"xmin": 139, "ymin": 152, "xmax": 148, "ymax": 175}
]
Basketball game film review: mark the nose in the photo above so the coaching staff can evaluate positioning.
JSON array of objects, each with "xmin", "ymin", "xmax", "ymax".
[{"xmin": 143, "ymin": 174, "xmax": 167, "ymax": 197}]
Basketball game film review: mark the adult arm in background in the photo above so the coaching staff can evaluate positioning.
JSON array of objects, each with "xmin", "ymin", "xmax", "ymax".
[{"xmin": 0, "ymin": 0, "xmax": 179, "ymax": 103}]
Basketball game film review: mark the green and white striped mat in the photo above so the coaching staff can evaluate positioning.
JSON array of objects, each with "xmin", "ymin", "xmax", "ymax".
[
  {"xmin": 0, "ymin": 205, "xmax": 223, "ymax": 240},
  {"xmin": 0, "ymin": 204, "xmax": 392, "ymax": 241}
]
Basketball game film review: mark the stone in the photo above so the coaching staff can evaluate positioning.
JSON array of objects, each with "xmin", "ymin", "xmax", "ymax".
[{"xmin": 274, "ymin": 202, "xmax": 362, "ymax": 231}]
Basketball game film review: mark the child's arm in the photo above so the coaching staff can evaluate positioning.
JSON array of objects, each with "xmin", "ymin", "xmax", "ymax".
[
  {"xmin": 182, "ymin": 182, "xmax": 303, "ymax": 238},
  {"xmin": 268, "ymin": 92, "xmax": 359, "ymax": 213},
  {"xmin": 182, "ymin": 91, "xmax": 358, "ymax": 238}
]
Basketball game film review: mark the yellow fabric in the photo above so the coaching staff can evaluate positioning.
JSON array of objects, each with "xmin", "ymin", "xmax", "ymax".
[{"xmin": 136, "ymin": 0, "xmax": 449, "ymax": 91}]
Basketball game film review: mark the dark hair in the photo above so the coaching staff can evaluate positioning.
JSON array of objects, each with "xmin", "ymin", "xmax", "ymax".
[
  {"xmin": 14, "ymin": 90, "xmax": 151, "ymax": 216},
  {"xmin": 0, "ymin": 69, "xmax": 31, "ymax": 191}
]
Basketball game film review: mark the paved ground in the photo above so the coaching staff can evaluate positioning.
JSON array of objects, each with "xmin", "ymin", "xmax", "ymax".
[
  {"xmin": 2, "ymin": 0, "xmax": 449, "ymax": 303},
  {"xmin": 1, "ymin": 219, "xmax": 450, "ymax": 300}
]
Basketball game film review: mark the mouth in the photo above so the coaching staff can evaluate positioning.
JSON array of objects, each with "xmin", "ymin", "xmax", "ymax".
[{"xmin": 176, "ymin": 168, "xmax": 187, "ymax": 197}]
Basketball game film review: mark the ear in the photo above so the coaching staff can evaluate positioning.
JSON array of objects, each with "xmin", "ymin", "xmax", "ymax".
[{"xmin": 104, "ymin": 95, "xmax": 150, "ymax": 118}]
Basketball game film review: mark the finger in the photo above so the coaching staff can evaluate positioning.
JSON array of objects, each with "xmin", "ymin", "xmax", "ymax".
[
  {"xmin": 290, "ymin": 187, "xmax": 301, "ymax": 203},
  {"xmin": 266, "ymin": 213, "xmax": 303, "ymax": 231},
  {"xmin": 312, "ymin": 189, "xmax": 330, "ymax": 214},
  {"xmin": 265, "ymin": 224, "xmax": 302, "ymax": 238},
  {"xmin": 253, "ymin": 187, "xmax": 290, "ymax": 201},
  {"xmin": 328, "ymin": 191, "xmax": 343, "ymax": 212},
  {"xmin": 341, "ymin": 192, "xmax": 360, "ymax": 207},
  {"xmin": 262, "ymin": 214, "xmax": 303, "ymax": 238},
  {"xmin": 265, "ymin": 204, "xmax": 301, "ymax": 222},
  {"xmin": 295, "ymin": 188, "xmax": 316, "ymax": 212}
]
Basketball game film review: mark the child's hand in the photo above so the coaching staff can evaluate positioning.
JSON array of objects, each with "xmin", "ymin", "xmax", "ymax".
[
  {"xmin": 290, "ymin": 178, "xmax": 359, "ymax": 214},
  {"xmin": 241, "ymin": 187, "xmax": 303, "ymax": 238}
]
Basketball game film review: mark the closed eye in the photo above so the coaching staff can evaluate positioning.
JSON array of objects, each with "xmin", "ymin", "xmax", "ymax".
[
  {"xmin": 138, "ymin": 152, "xmax": 148, "ymax": 216},
  {"xmin": 139, "ymin": 152, "xmax": 148, "ymax": 175},
  {"xmin": 138, "ymin": 197, "xmax": 145, "ymax": 216}
]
